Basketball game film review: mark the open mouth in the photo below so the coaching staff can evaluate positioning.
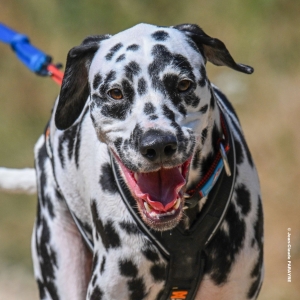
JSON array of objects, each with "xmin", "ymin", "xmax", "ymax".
[{"xmin": 113, "ymin": 153, "xmax": 191, "ymax": 230}]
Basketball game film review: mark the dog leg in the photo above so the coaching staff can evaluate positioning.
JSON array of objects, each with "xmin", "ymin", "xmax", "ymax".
[{"xmin": 32, "ymin": 139, "xmax": 92, "ymax": 299}]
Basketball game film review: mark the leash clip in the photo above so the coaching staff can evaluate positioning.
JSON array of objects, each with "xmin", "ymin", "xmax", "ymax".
[{"xmin": 220, "ymin": 143, "xmax": 231, "ymax": 177}]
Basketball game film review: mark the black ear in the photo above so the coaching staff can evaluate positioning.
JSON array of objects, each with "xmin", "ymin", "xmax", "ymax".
[
  {"xmin": 174, "ymin": 24, "xmax": 254, "ymax": 74},
  {"xmin": 55, "ymin": 34, "xmax": 110, "ymax": 130}
]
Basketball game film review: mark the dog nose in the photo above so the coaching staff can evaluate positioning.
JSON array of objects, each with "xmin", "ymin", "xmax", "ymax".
[{"xmin": 140, "ymin": 130, "xmax": 178, "ymax": 162}]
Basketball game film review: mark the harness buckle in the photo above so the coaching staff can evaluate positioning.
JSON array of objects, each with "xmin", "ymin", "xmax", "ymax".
[{"xmin": 220, "ymin": 143, "xmax": 231, "ymax": 177}]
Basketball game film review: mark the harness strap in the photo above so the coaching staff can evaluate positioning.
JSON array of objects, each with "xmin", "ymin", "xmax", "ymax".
[{"xmin": 110, "ymin": 107, "xmax": 236, "ymax": 300}]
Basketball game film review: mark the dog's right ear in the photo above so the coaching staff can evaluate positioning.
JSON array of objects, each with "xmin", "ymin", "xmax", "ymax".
[{"xmin": 55, "ymin": 35, "xmax": 110, "ymax": 130}]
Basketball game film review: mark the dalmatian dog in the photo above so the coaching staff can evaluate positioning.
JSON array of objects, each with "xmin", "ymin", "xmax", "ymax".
[{"xmin": 32, "ymin": 23, "xmax": 263, "ymax": 300}]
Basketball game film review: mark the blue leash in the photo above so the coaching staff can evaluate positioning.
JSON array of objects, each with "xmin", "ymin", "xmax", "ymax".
[{"xmin": 0, "ymin": 23, "xmax": 63, "ymax": 84}]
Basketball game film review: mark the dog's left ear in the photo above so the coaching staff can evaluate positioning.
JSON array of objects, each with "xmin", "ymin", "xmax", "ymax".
[
  {"xmin": 174, "ymin": 24, "xmax": 254, "ymax": 74},
  {"xmin": 55, "ymin": 35, "xmax": 110, "ymax": 130}
]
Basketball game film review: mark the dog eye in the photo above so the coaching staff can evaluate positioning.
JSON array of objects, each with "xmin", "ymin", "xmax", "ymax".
[
  {"xmin": 177, "ymin": 80, "xmax": 191, "ymax": 92},
  {"xmin": 108, "ymin": 88, "xmax": 123, "ymax": 100}
]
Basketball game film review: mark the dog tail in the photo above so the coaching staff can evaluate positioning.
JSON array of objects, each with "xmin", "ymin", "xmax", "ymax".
[{"xmin": 0, "ymin": 167, "xmax": 37, "ymax": 194}]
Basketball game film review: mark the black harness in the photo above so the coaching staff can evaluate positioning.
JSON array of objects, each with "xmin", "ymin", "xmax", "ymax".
[
  {"xmin": 109, "ymin": 108, "xmax": 236, "ymax": 300},
  {"xmin": 45, "ymin": 106, "xmax": 236, "ymax": 300}
]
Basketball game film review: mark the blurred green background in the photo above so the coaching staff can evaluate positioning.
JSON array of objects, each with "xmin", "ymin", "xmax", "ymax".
[{"xmin": 0, "ymin": 0, "xmax": 299, "ymax": 299}]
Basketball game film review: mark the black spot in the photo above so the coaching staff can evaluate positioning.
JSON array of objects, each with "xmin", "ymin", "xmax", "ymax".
[
  {"xmin": 103, "ymin": 220, "xmax": 121, "ymax": 249},
  {"xmin": 113, "ymin": 137, "xmax": 139, "ymax": 172},
  {"xmin": 247, "ymin": 277, "xmax": 262, "ymax": 299},
  {"xmin": 248, "ymin": 208, "xmax": 264, "ymax": 299},
  {"xmin": 201, "ymin": 127, "xmax": 208, "ymax": 144},
  {"xmin": 92, "ymin": 253, "xmax": 99, "ymax": 273},
  {"xmin": 138, "ymin": 78, "xmax": 147, "ymax": 96},
  {"xmin": 199, "ymin": 104, "xmax": 208, "ymax": 114},
  {"xmin": 198, "ymin": 65, "xmax": 207, "ymax": 87},
  {"xmin": 99, "ymin": 70, "xmax": 117, "ymax": 96},
  {"xmin": 119, "ymin": 221, "xmax": 140, "ymax": 235},
  {"xmin": 254, "ymin": 197, "xmax": 264, "ymax": 246},
  {"xmin": 129, "ymin": 123, "xmax": 143, "ymax": 152},
  {"xmin": 127, "ymin": 44, "xmax": 140, "ymax": 51},
  {"xmin": 58, "ymin": 124, "xmax": 77, "ymax": 164},
  {"xmin": 55, "ymin": 189, "xmax": 64, "ymax": 202},
  {"xmin": 232, "ymin": 121, "xmax": 254, "ymax": 167},
  {"xmin": 116, "ymin": 54, "xmax": 125, "ymax": 62},
  {"xmin": 58, "ymin": 139, "xmax": 65, "ymax": 169},
  {"xmin": 151, "ymin": 30, "xmax": 170, "ymax": 41},
  {"xmin": 251, "ymin": 259, "xmax": 261, "ymax": 279},
  {"xmin": 234, "ymin": 138, "xmax": 244, "ymax": 165},
  {"xmin": 123, "ymin": 139, "xmax": 129, "ymax": 151},
  {"xmin": 124, "ymin": 61, "xmax": 141, "ymax": 82},
  {"xmin": 201, "ymin": 123, "xmax": 222, "ymax": 175},
  {"xmin": 178, "ymin": 104, "xmax": 187, "ymax": 116},
  {"xmin": 45, "ymin": 281, "xmax": 59, "ymax": 300},
  {"xmin": 184, "ymin": 93, "xmax": 201, "ymax": 107},
  {"xmin": 105, "ymin": 43, "xmax": 123, "ymax": 60},
  {"xmin": 92, "ymin": 274, "xmax": 97, "ymax": 287},
  {"xmin": 142, "ymin": 246, "xmax": 159, "ymax": 262},
  {"xmin": 235, "ymin": 184, "xmax": 251, "ymax": 216},
  {"xmin": 149, "ymin": 115, "xmax": 158, "ymax": 120},
  {"xmin": 162, "ymin": 105, "xmax": 175, "ymax": 122},
  {"xmin": 143, "ymin": 102, "xmax": 156, "ymax": 115},
  {"xmin": 162, "ymin": 73, "xmax": 185, "ymax": 115},
  {"xmin": 210, "ymin": 91, "xmax": 215, "ymax": 109},
  {"xmin": 119, "ymin": 259, "xmax": 138, "ymax": 278},
  {"xmin": 47, "ymin": 198, "xmax": 55, "ymax": 219},
  {"xmin": 99, "ymin": 163, "xmax": 118, "ymax": 194},
  {"xmin": 93, "ymin": 73, "xmax": 102, "ymax": 90},
  {"xmin": 127, "ymin": 277, "xmax": 146, "ymax": 300},
  {"xmin": 37, "ymin": 279, "xmax": 46, "ymax": 299},
  {"xmin": 90, "ymin": 286, "xmax": 103, "ymax": 300},
  {"xmin": 100, "ymin": 256, "xmax": 106, "ymax": 274},
  {"xmin": 114, "ymin": 138, "xmax": 123, "ymax": 152},
  {"xmin": 37, "ymin": 143, "xmax": 51, "ymax": 210},
  {"xmin": 75, "ymin": 106, "xmax": 88, "ymax": 168},
  {"xmin": 122, "ymin": 79, "xmax": 135, "ymax": 104},
  {"xmin": 204, "ymin": 203, "xmax": 246, "ymax": 285},
  {"xmin": 150, "ymin": 263, "xmax": 166, "ymax": 282},
  {"xmin": 91, "ymin": 201, "xmax": 121, "ymax": 250},
  {"xmin": 38, "ymin": 219, "xmax": 59, "ymax": 300},
  {"xmin": 192, "ymin": 150, "xmax": 201, "ymax": 169},
  {"xmin": 101, "ymin": 101, "xmax": 131, "ymax": 120}
]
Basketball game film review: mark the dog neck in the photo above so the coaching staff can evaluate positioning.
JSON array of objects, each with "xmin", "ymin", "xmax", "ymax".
[{"xmin": 186, "ymin": 88, "xmax": 223, "ymax": 192}]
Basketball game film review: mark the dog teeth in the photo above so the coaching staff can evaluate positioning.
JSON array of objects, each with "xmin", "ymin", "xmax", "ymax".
[
  {"xmin": 178, "ymin": 166, "xmax": 182, "ymax": 173},
  {"xmin": 134, "ymin": 172, "xmax": 138, "ymax": 181},
  {"xmin": 144, "ymin": 202, "xmax": 152, "ymax": 213},
  {"xmin": 174, "ymin": 198, "xmax": 180, "ymax": 209}
]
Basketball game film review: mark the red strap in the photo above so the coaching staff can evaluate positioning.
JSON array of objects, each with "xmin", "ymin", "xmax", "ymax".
[{"xmin": 47, "ymin": 64, "xmax": 64, "ymax": 85}]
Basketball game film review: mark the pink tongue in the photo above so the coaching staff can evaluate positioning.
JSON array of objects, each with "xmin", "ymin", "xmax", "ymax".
[{"xmin": 135, "ymin": 167, "xmax": 185, "ymax": 211}]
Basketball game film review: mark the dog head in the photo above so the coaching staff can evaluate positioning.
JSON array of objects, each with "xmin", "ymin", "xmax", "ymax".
[{"xmin": 55, "ymin": 23, "xmax": 253, "ymax": 231}]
